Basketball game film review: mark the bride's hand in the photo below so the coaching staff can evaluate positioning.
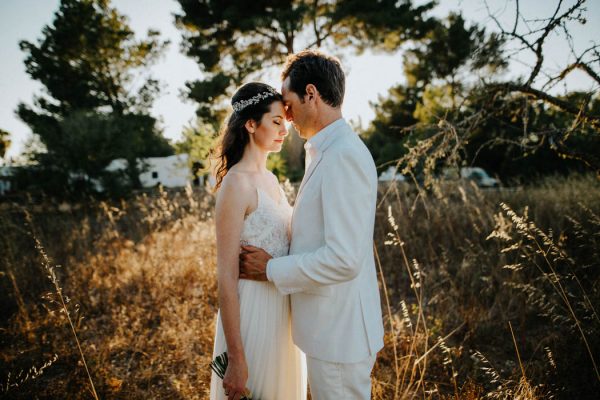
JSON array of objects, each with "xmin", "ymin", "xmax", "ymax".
[{"xmin": 223, "ymin": 357, "xmax": 248, "ymax": 400}]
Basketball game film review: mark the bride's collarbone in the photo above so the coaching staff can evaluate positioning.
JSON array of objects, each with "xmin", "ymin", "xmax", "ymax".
[
  {"xmin": 242, "ymin": 185, "xmax": 284, "ymax": 218},
  {"xmin": 251, "ymin": 178, "xmax": 283, "ymax": 205}
]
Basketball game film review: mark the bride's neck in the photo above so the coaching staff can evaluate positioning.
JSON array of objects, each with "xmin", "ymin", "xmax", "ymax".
[{"xmin": 237, "ymin": 142, "xmax": 269, "ymax": 173}]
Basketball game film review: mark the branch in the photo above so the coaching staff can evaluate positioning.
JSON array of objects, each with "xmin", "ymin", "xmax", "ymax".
[
  {"xmin": 525, "ymin": 0, "xmax": 565, "ymax": 85},
  {"xmin": 254, "ymin": 27, "xmax": 287, "ymax": 48},
  {"xmin": 306, "ymin": 28, "xmax": 333, "ymax": 49},
  {"xmin": 487, "ymin": 82, "xmax": 600, "ymax": 131},
  {"xmin": 512, "ymin": 0, "xmax": 520, "ymax": 34},
  {"xmin": 486, "ymin": 0, "xmax": 588, "ymax": 86},
  {"xmin": 312, "ymin": 0, "xmax": 322, "ymax": 47},
  {"xmin": 554, "ymin": 61, "xmax": 600, "ymax": 86}
]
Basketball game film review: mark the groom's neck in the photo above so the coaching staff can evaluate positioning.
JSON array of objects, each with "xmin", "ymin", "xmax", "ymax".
[{"xmin": 308, "ymin": 108, "xmax": 343, "ymax": 140}]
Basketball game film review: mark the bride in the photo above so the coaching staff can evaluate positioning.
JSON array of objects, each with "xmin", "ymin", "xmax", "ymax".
[{"xmin": 209, "ymin": 82, "xmax": 307, "ymax": 400}]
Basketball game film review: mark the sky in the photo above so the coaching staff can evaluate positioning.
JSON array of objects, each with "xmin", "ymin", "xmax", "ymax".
[{"xmin": 1, "ymin": 0, "xmax": 598, "ymax": 162}]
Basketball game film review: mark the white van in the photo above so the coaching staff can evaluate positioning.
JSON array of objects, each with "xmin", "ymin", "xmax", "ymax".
[
  {"xmin": 460, "ymin": 167, "xmax": 500, "ymax": 188},
  {"xmin": 378, "ymin": 166, "xmax": 406, "ymax": 182}
]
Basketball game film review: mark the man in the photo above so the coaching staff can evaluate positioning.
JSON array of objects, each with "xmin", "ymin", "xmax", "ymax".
[{"xmin": 239, "ymin": 49, "xmax": 384, "ymax": 399}]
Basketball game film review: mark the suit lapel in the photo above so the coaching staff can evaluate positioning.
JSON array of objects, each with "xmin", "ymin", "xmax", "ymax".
[
  {"xmin": 291, "ymin": 119, "xmax": 350, "ymax": 226},
  {"xmin": 291, "ymin": 151, "xmax": 322, "ymax": 228},
  {"xmin": 296, "ymin": 151, "xmax": 323, "ymax": 200}
]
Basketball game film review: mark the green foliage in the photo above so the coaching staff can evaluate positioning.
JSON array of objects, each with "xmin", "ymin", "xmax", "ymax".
[
  {"xmin": 364, "ymin": 5, "xmax": 599, "ymax": 180},
  {"xmin": 17, "ymin": 0, "xmax": 173, "ymax": 198},
  {"xmin": 461, "ymin": 92, "xmax": 600, "ymax": 183},
  {"xmin": 364, "ymin": 11, "xmax": 564, "ymax": 181},
  {"xmin": 175, "ymin": 123, "xmax": 218, "ymax": 163},
  {"xmin": 176, "ymin": 0, "xmax": 435, "ymax": 121},
  {"xmin": 19, "ymin": 0, "xmax": 167, "ymax": 115},
  {"xmin": 12, "ymin": 111, "xmax": 173, "ymax": 198},
  {"xmin": 412, "ymin": 84, "xmax": 455, "ymax": 124},
  {"xmin": 209, "ymin": 352, "xmax": 228, "ymax": 379},
  {"xmin": 174, "ymin": 121, "xmax": 289, "ymax": 183},
  {"xmin": 209, "ymin": 352, "xmax": 252, "ymax": 399},
  {"xmin": 267, "ymin": 152, "xmax": 288, "ymax": 181},
  {"xmin": 403, "ymin": 13, "xmax": 506, "ymax": 88},
  {"xmin": 363, "ymin": 12, "xmax": 507, "ymax": 174},
  {"xmin": 174, "ymin": 120, "xmax": 219, "ymax": 183},
  {"xmin": 362, "ymin": 85, "xmax": 420, "ymax": 169},
  {"xmin": 329, "ymin": 0, "xmax": 436, "ymax": 52},
  {"xmin": 175, "ymin": 0, "xmax": 436, "ymax": 180}
]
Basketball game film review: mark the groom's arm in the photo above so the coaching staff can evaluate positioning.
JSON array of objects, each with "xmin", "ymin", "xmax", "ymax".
[{"xmin": 267, "ymin": 147, "xmax": 377, "ymax": 295}]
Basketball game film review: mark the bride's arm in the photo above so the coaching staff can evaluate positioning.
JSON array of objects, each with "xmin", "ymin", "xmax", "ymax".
[{"xmin": 215, "ymin": 174, "xmax": 253, "ymax": 396}]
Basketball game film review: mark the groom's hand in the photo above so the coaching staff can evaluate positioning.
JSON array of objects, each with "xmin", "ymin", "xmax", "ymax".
[{"xmin": 239, "ymin": 245, "xmax": 272, "ymax": 281}]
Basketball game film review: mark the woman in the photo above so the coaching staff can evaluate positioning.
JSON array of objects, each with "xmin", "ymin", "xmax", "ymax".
[{"xmin": 209, "ymin": 82, "xmax": 307, "ymax": 400}]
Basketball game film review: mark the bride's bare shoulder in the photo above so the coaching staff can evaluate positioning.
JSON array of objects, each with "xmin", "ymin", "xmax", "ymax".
[{"xmin": 216, "ymin": 170, "xmax": 256, "ymax": 207}]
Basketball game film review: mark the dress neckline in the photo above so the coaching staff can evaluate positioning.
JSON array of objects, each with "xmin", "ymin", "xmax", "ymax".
[
  {"xmin": 257, "ymin": 186, "xmax": 283, "ymax": 206},
  {"xmin": 244, "ymin": 186, "xmax": 286, "ymax": 220}
]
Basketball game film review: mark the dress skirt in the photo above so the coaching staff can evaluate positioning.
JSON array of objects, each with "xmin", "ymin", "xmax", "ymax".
[{"xmin": 209, "ymin": 280, "xmax": 307, "ymax": 400}]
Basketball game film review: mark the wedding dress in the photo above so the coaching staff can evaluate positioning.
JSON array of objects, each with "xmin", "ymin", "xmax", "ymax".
[{"xmin": 210, "ymin": 187, "xmax": 307, "ymax": 400}]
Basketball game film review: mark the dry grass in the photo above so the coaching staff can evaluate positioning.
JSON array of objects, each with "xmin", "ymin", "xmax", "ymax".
[{"xmin": 1, "ymin": 176, "xmax": 599, "ymax": 399}]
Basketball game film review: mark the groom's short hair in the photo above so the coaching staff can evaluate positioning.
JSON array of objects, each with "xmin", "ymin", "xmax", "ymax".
[{"xmin": 281, "ymin": 49, "xmax": 345, "ymax": 108}]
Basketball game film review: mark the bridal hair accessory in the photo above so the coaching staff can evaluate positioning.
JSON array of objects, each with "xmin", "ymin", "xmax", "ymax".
[{"xmin": 232, "ymin": 87, "xmax": 279, "ymax": 113}]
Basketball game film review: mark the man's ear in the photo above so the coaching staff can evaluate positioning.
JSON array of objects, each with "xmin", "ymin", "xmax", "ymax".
[
  {"xmin": 305, "ymin": 84, "xmax": 318, "ymax": 102},
  {"xmin": 245, "ymin": 119, "xmax": 256, "ymax": 134}
]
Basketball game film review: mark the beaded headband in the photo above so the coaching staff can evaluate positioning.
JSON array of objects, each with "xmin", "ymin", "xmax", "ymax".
[{"xmin": 232, "ymin": 87, "xmax": 279, "ymax": 113}]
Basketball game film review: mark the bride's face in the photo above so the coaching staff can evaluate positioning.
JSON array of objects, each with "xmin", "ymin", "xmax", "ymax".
[{"xmin": 250, "ymin": 101, "xmax": 288, "ymax": 152}]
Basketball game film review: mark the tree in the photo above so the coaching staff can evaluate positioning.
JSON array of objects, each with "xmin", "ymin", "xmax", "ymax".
[
  {"xmin": 175, "ymin": 0, "xmax": 437, "ymax": 179},
  {"xmin": 404, "ymin": 13, "xmax": 506, "ymax": 90},
  {"xmin": 363, "ymin": 12, "xmax": 506, "ymax": 175},
  {"xmin": 17, "ymin": 0, "xmax": 173, "ymax": 196},
  {"xmin": 362, "ymin": 85, "xmax": 420, "ymax": 169},
  {"xmin": 364, "ymin": 2, "xmax": 600, "ymax": 182},
  {"xmin": 481, "ymin": 0, "xmax": 600, "ymax": 173},
  {"xmin": 174, "ymin": 121, "xmax": 219, "ymax": 186}
]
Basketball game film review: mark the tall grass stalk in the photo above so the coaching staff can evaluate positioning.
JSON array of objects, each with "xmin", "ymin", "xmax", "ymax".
[
  {"xmin": 33, "ymin": 235, "xmax": 99, "ymax": 400},
  {"xmin": 500, "ymin": 203, "xmax": 600, "ymax": 381},
  {"xmin": 25, "ymin": 207, "xmax": 100, "ymax": 400},
  {"xmin": 373, "ymin": 244, "xmax": 401, "ymax": 398}
]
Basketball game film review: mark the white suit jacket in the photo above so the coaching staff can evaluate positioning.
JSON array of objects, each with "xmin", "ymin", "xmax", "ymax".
[{"xmin": 267, "ymin": 118, "xmax": 384, "ymax": 363}]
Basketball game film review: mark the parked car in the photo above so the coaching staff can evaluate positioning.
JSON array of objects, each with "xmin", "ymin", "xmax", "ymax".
[
  {"xmin": 441, "ymin": 166, "xmax": 500, "ymax": 188},
  {"xmin": 378, "ymin": 166, "xmax": 406, "ymax": 182},
  {"xmin": 460, "ymin": 167, "xmax": 500, "ymax": 188}
]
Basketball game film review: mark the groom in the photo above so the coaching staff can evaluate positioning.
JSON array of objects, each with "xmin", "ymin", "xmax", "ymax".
[{"xmin": 239, "ymin": 49, "xmax": 384, "ymax": 399}]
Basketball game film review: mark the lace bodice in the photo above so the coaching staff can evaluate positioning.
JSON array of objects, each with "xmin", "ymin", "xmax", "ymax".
[{"xmin": 240, "ymin": 187, "xmax": 292, "ymax": 258}]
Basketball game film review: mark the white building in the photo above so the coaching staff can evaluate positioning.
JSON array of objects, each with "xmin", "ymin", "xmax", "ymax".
[
  {"xmin": 105, "ymin": 153, "xmax": 196, "ymax": 189},
  {"xmin": 0, "ymin": 154, "xmax": 202, "ymax": 195}
]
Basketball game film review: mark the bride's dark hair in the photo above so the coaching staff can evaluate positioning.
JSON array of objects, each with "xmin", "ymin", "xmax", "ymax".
[{"xmin": 213, "ymin": 82, "xmax": 283, "ymax": 190}]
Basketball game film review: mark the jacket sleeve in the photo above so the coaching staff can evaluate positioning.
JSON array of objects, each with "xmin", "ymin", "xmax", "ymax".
[{"xmin": 267, "ymin": 147, "xmax": 377, "ymax": 295}]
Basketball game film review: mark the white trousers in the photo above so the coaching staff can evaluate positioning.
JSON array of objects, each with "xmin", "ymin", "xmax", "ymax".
[{"xmin": 306, "ymin": 354, "xmax": 376, "ymax": 400}]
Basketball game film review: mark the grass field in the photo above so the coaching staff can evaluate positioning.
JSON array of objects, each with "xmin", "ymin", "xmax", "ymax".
[{"xmin": 1, "ymin": 175, "xmax": 599, "ymax": 399}]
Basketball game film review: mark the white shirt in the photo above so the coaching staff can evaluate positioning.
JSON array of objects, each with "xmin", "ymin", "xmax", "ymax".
[{"xmin": 304, "ymin": 118, "xmax": 345, "ymax": 172}]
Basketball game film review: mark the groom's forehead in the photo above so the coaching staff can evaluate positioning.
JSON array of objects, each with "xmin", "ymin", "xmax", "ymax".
[
  {"xmin": 281, "ymin": 78, "xmax": 297, "ymax": 101},
  {"xmin": 281, "ymin": 77, "xmax": 290, "ymax": 94}
]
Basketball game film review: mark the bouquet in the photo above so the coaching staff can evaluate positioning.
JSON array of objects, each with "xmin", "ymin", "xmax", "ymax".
[{"xmin": 210, "ymin": 352, "xmax": 254, "ymax": 400}]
